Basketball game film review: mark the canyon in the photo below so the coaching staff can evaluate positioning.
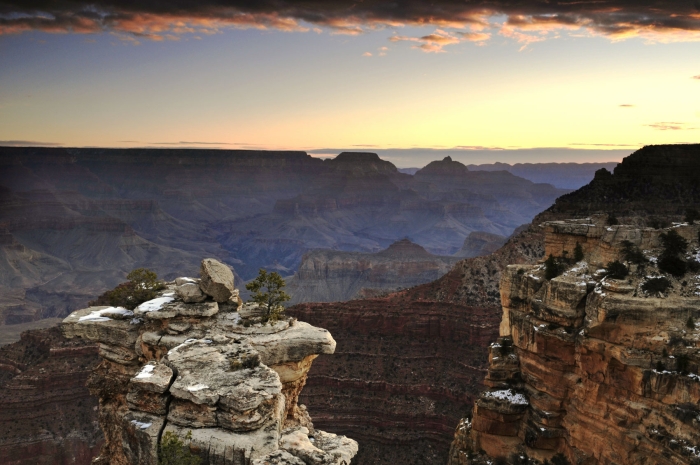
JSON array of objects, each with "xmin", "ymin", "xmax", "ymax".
[
  {"xmin": 0, "ymin": 147, "xmax": 570, "ymax": 325},
  {"xmin": 2, "ymin": 144, "xmax": 698, "ymax": 465},
  {"xmin": 288, "ymin": 145, "xmax": 700, "ymax": 464}
]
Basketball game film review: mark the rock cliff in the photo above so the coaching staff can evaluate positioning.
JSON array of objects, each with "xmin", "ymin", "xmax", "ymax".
[
  {"xmin": 0, "ymin": 326, "xmax": 102, "ymax": 465},
  {"xmin": 286, "ymin": 239, "xmax": 460, "ymax": 304},
  {"xmin": 61, "ymin": 258, "xmax": 357, "ymax": 465},
  {"xmin": 449, "ymin": 219, "xmax": 700, "ymax": 464}
]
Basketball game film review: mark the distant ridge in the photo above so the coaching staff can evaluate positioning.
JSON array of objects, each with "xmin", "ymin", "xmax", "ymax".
[{"xmin": 549, "ymin": 144, "xmax": 700, "ymax": 215}]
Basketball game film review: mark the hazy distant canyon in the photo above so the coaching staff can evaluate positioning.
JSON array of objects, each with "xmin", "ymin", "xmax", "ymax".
[{"xmin": 0, "ymin": 147, "xmax": 616, "ymax": 325}]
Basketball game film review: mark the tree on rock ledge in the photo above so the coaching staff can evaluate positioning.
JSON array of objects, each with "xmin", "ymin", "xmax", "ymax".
[
  {"xmin": 159, "ymin": 431, "xmax": 201, "ymax": 465},
  {"xmin": 246, "ymin": 269, "xmax": 291, "ymax": 322}
]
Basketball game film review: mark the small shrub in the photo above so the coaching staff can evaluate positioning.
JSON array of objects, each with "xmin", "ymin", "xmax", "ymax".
[
  {"xmin": 159, "ymin": 431, "xmax": 201, "ymax": 465},
  {"xmin": 573, "ymin": 242, "xmax": 584, "ymax": 262},
  {"xmin": 660, "ymin": 230, "xmax": 689, "ymax": 256},
  {"xmin": 620, "ymin": 240, "xmax": 647, "ymax": 265},
  {"xmin": 605, "ymin": 260, "xmax": 629, "ymax": 280},
  {"xmin": 606, "ymin": 213, "xmax": 619, "ymax": 226},
  {"xmin": 551, "ymin": 453, "xmax": 570, "ymax": 465},
  {"xmin": 642, "ymin": 277, "xmax": 671, "ymax": 295},
  {"xmin": 688, "ymin": 316, "xmax": 696, "ymax": 329},
  {"xmin": 685, "ymin": 208, "xmax": 700, "ymax": 225},
  {"xmin": 688, "ymin": 260, "xmax": 700, "ymax": 273},
  {"xmin": 658, "ymin": 255, "xmax": 687, "ymax": 277},
  {"xmin": 89, "ymin": 267, "xmax": 165, "ymax": 310},
  {"xmin": 655, "ymin": 361, "xmax": 664, "ymax": 372},
  {"xmin": 544, "ymin": 254, "xmax": 566, "ymax": 280}
]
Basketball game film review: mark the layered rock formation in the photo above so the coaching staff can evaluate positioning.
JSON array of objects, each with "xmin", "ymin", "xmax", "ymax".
[
  {"xmin": 449, "ymin": 219, "xmax": 700, "ymax": 464},
  {"xmin": 454, "ymin": 232, "xmax": 508, "ymax": 259},
  {"xmin": 287, "ymin": 225, "xmax": 547, "ymax": 464},
  {"xmin": 0, "ymin": 326, "xmax": 102, "ymax": 465},
  {"xmin": 61, "ymin": 258, "xmax": 357, "ymax": 465},
  {"xmin": 286, "ymin": 239, "xmax": 460, "ymax": 304}
]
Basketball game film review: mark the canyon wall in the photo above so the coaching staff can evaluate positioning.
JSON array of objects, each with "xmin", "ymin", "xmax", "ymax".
[
  {"xmin": 0, "ymin": 326, "xmax": 102, "ymax": 465},
  {"xmin": 287, "ymin": 224, "xmax": 547, "ymax": 464},
  {"xmin": 286, "ymin": 239, "xmax": 460, "ymax": 304},
  {"xmin": 449, "ymin": 219, "xmax": 700, "ymax": 464}
]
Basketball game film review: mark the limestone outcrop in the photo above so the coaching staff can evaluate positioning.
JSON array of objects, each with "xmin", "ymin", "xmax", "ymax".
[
  {"xmin": 61, "ymin": 258, "xmax": 357, "ymax": 465},
  {"xmin": 448, "ymin": 219, "xmax": 700, "ymax": 465}
]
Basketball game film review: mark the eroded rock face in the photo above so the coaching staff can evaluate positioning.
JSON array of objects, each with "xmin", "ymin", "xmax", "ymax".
[
  {"xmin": 0, "ymin": 326, "xmax": 102, "ymax": 465},
  {"xmin": 61, "ymin": 264, "xmax": 356, "ymax": 465},
  {"xmin": 449, "ymin": 219, "xmax": 700, "ymax": 465}
]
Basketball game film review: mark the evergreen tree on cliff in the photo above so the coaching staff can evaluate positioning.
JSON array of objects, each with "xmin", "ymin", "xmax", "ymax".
[{"xmin": 246, "ymin": 269, "xmax": 290, "ymax": 321}]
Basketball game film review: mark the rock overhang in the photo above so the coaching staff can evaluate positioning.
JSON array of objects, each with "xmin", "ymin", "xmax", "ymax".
[{"xmin": 61, "ymin": 258, "xmax": 356, "ymax": 465}]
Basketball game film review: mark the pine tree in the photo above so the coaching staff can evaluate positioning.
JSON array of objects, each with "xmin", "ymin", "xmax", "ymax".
[{"xmin": 245, "ymin": 269, "xmax": 291, "ymax": 322}]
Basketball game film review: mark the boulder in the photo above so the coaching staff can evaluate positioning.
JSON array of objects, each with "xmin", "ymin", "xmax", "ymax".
[
  {"xmin": 199, "ymin": 258, "xmax": 235, "ymax": 302},
  {"xmin": 176, "ymin": 282, "xmax": 207, "ymax": 303}
]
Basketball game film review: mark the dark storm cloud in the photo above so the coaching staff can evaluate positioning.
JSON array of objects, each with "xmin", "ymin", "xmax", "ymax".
[{"xmin": 1, "ymin": 1, "xmax": 700, "ymax": 43}]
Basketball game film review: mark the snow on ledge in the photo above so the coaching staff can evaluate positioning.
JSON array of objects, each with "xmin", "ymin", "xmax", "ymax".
[
  {"xmin": 135, "ymin": 364, "xmax": 155, "ymax": 379},
  {"xmin": 136, "ymin": 296, "xmax": 174, "ymax": 313},
  {"xmin": 78, "ymin": 307, "xmax": 133, "ymax": 322},
  {"xmin": 130, "ymin": 420, "xmax": 152, "ymax": 430},
  {"xmin": 483, "ymin": 389, "xmax": 529, "ymax": 405}
]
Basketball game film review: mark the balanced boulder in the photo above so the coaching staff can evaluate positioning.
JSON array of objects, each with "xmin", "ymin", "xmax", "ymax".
[{"xmin": 199, "ymin": 258, "xmax": 235, "ymax": 303}]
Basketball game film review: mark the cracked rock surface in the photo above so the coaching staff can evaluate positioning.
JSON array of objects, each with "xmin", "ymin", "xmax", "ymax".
[{"xmin": 62, "ymin": 258, "xmax": 357, "ymax": 465}]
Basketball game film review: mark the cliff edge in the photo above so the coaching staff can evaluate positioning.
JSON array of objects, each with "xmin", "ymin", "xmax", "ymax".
[
  {"xmin": 449, "ymin": 218, "xmax": 700, "ymax": 464},
  {"xmin": 61, "ymin": 258, "xmax": 357, "ymax": 465}
]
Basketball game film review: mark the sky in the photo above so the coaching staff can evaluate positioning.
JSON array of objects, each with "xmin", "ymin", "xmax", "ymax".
[{"xmin": 1, "ymin": 0, "xmax": 699, "ymax": 166}]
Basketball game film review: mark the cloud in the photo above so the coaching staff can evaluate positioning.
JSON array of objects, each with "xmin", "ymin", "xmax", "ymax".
[
  {"xmin": 693, "ymin": 75, "xmax": 700, "ymax": 80},
  {"xmin": 569, "ymin": 142, "xmax": 638, "ymax": 147},
  {"xmin": 619, "ymin": 104, "xmax": 634, "ymax": 107},
  {"xmin": 645, "ymin": 122, "xmax": 698, "ymax": 131},
  {"xmin": 2, "ymin": 1, "xmax": 700, "ymax": 46},
  {"xmin": 362, "ymin": 51, "xmax": 372, "ymax": 56},
  {"xmin": 0, "ymin": 140, "xmax": 62, "ymax": 146},
  {"xmin": 150, "ymin": 141, "xmax": 233, "ymax": 145},
  {"xmin": 390, "ymin": 28, "xmax": 477, "ymax": 52}
]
